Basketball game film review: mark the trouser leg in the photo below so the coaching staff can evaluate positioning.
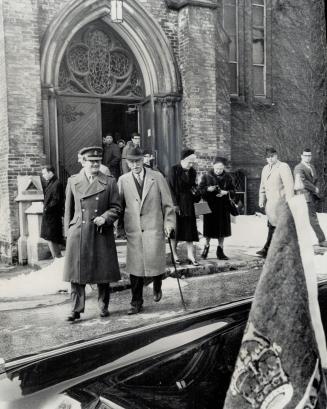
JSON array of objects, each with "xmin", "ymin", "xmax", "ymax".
[
  {"xmin": 153, "ymin": 275, "xmax": 163, "ymax": 293},
  {"xmin": 97, "ymin": 283, "xmax": 110, "ymax": 312},
  {"xmin": 70, "ymin": 283, "xmax": 86, "ymax": 313},
  {"xmin": 130, "ymin": 274, "xmax": 144, "ymax": 307},
  {"xmin": 264, "ymin": 222, "xmax": 276, "ymax": 250},
  {"xmin": 308, "ymin": 202, "xmax": 326, "ymax": 242},
  {"xmin": 48, "ymin": 241, "xmax": 62, "ymax": 258}
]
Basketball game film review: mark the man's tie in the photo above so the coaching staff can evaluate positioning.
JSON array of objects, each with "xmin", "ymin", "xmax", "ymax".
[
  {"xmin": 307, "ymin": 165, "xmax": 313, "ymax": 177},
  {"xmin": 136, "ymin": 174, "xmax": 142, "ymax": 186},
  {"xmin": 89, "ymin": 176, "xmax": 94, "ymax": 184}
]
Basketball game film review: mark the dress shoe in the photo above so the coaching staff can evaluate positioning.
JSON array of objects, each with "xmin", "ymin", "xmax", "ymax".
[
  {"xmin": 256, "ymin": 248, "xmax": 268, "ymax": 258},
  {"xmin": 201, "ymin": 244, "xmax": 210, "ymax": 259},
  {"xmin": 100, "ymin": 310, "xmax": 110, "ymax": 317},
  {"xmin": 153, "ymin": 290, "xmax": 162, "ymax": 302},
  {"xmin": 66, "ymin": 312, "xmax": 80, "ymax": 322},
  {"xmin": 319, "ymin": 241, "xmax": 327, "ymax": 248},
  {"xmin": 216, "ymin": 246, "xmax": 229, "ymax": 260},
  {"xmin": 187, "ymin": 258, "xmax": 200, "ymax": 266},
  {"xmin": 127, "ymin": 305, "xmax": 143, "ymax": 315}
]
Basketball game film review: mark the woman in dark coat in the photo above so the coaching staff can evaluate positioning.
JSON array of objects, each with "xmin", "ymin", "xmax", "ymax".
[
  {"xmin": 168, "ymin": 148, "xmax": 200, "ymax": 265},
  {"xmin": 41, "ymin": 165, "xmax": 64, "ymax": 258},
  {"xmin": 199, "ymin": 157, "xmax": 235, "ymax": 260}
]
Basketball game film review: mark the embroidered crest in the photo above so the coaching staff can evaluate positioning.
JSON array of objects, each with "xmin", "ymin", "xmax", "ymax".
[{"xmin": 230, "ymin": 322, "xmax": 293, "ymax": 409}]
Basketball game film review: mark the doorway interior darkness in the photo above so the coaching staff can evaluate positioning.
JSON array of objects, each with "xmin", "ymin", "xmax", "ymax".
[{"xmin": 101, "ymin": 101, "xmax": 138, "ymax": 142}]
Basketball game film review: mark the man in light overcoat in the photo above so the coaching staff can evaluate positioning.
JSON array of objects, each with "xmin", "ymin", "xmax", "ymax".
[
  {"xmin": 257, "ymin": 147, "xmax": 294, "ymax": 257},
  {"xmin": 118, "ymin": 146, "xmax": 176, "ymax": 315},
  {"xmin": 294, "ymin": 148, "xmax": 327, "ymax": 247},
  {"xmin": 63, "ymin": 147, "xmax": 121, "ymax": 321}
]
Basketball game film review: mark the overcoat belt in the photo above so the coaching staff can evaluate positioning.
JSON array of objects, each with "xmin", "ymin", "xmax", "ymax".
[{"xmin": 63, "ymin": 170, "xmax": 121, "ymax": 284}]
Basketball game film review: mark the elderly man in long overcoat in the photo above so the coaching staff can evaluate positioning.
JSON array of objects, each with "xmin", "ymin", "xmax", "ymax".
[
  {"xmin": 63, "ymin": 147, "xmax": 121, "ymax": 322},
  {"xmin": 118, "ymin": 146, "xmax": 175, "ymax": 315},
  {"xmin": 257, "ymin": 147, "xmax": 294, "ymax": 257}
]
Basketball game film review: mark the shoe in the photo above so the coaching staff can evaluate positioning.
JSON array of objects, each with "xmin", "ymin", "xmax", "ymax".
[
  {"xmin": 187, "ymin": 258, "xmax": 200, "ymax": 266},
  {"xmin": 127, "ymin": 305, "xmax": 143, "ymax": 315},
  {"xmin": 153, "ymin": 290, "xmax": 162, "ymax": 302},
  {"xmin": 174, "ymin": 258, "xmax": 181, "ymax": 265},
  {"xmin": 318, "ymin": 241, "xmax": 327, "ymax": 248},
  {"xmin": 216, "ymin": 246, "xmax": 229, "ymax": 260},
  {"xmin": 66, "ymin": 312, "xmax": 80, "ymax": 322},
  {"xmin": 100, "ymin": 310, "xmax": 110, "ymax": 317},
  {"xmin": 201, "ymin": 244, "xmax": 210, "ymax": 259},
  {"xmin": 256, "ymin": 248, "xmax": 268, "ymax": 258}
]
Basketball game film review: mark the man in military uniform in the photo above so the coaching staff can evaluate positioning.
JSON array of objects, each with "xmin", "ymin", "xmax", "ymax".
[{"xmin": 63, "ymin": 147, "xmax": 121, "ymax": 322}]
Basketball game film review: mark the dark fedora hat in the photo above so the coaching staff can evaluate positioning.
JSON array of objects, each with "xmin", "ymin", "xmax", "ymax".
[
  {"xmin": 79, "ymin": 146, "xmax": 103, "ymax": 160},
  {"xmin": 126, "ymin": 146, "xmax": 143, "ymax": 160}
]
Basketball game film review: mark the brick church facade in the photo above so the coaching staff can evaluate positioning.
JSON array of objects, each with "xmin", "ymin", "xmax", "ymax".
[{"xmin": 0, "ymin": 0, "xmax": 326, "ymax": 262}]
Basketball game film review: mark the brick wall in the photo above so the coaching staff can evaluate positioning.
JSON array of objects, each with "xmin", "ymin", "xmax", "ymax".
[
  {"xmin": 0, "ymin": 0, "xmax": 46, "ymax": 261},
  {"xmin": 230, "ymin": 0, "xmax": 327, "ymax": 214}
]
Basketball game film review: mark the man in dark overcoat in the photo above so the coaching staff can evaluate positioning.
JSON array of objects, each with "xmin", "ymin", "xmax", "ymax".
[
  {"xmin": 294, "ymin": 148, "xmax": 327, "ymax": 247},
  {"xmin": 63, "ymin": 147, "xmax": 121, "ymax": 322},
  {"xmin": 41, "ymin": 165, "xmax": 64, "ymax": 258},
  {"xmin": 102, "ymin": 134, "xmax": 121, "ymax": 180}
]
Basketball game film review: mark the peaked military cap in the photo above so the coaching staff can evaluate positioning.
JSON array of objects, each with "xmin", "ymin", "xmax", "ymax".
[
  {"xmin": 79, "ymin": 146, "xmax": 103, "ymax": 160},
  {"xmin": 126, "ymin": 145, "xmax": 143, "ymax": 160}
]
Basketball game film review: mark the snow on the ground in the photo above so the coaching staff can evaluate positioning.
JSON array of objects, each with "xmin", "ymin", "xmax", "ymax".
[
  {"xmin": 1, "ymin": 214, "xmax": 327, "ymax": 298},
  {"xmin": 0, "ymin": 257, "xmax": 70, "ymax": 298}
]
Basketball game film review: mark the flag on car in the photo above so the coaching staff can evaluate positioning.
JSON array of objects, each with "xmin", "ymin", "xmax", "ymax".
[{"xmin": 223, "ymin": 194, "xmax": 327, "ymax": 409}]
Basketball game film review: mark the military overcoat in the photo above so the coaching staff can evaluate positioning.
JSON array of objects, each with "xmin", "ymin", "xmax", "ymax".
[
  {"xmin": 118, "ymin": 168, "xmax": 176, "ymax": 277},
  {"xmin": 63, "ymin": 170, "xmax": 121, "ymax": 284}
]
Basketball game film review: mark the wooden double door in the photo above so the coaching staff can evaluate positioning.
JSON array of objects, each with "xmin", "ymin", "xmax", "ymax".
[{"xmin": 57, "ymin": 95, "xmax": 154, "ymax": 184}]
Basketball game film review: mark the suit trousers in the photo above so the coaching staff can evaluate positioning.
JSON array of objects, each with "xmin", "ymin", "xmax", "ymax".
[
  {"xmin": 264, "ymin": 222, "xmax": 276, "ymax": 251},
  {"xmin": 130, "ymin": 274, "xmax": 163, "ymax": 307},
  {"xmin": 70, "ymin": 282, "xmax": 110, "ymax": 314},
  {"xmin": 308, "ymin": 201, "xmax": 325, "ymax": 243}
]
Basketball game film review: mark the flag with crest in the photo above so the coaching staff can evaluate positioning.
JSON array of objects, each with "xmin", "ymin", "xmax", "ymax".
[{"xmin": 223, "ymin": 194, "xmax": 327, "ymax": 409}]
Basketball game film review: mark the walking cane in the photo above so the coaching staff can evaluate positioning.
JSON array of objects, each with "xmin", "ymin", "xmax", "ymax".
[{"xmin": 167, "ymin": 236, "xmax": 187, "ymax": 310}]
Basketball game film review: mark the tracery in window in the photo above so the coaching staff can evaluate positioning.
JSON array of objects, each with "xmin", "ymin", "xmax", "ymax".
[{"xmin": 58, "ymin": 22, "xmax": 145, "ymax": 98}]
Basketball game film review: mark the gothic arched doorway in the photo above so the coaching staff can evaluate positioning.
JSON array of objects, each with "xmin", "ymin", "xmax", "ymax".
[
  {"xmin": 41, "ymin": 0, "xmax": 182, "ymax": 178},
  {"xmin": 57, "ymin": 21, "xmax": 145, "ymax": 180}
]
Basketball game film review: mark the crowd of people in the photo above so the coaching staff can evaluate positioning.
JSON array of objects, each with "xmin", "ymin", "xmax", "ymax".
[{"xmin": 39, "ymin": 137, "xmax": 327, "ymax": 321}]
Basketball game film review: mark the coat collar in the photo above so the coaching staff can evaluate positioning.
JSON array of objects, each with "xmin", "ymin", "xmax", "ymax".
[
  {"xmin": 126, "ymin": 168, "xmax": 155, "ymax": 207},
  {"xmin": 72, "ymin": 169, "xmax": 108, "ymax": 198}
]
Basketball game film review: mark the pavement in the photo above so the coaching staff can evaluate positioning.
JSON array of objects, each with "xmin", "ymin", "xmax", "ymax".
[{"xmin": 1, "ymin": 223, "xmax": 326, "ymax": 361}]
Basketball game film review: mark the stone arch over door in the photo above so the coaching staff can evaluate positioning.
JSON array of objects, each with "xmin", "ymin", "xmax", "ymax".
[{"xmin": 41, "ymin": 0, "xmax": 182, "ymax": 174}]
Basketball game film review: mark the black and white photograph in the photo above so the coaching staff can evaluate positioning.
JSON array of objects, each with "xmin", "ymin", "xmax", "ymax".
[{"xmin": 1, "ymin": 0, "xmax": 327, "ymax": 407}]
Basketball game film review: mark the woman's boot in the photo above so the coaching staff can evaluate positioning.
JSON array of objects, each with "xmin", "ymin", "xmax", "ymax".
[
  {"xmin": 201, "ymin": 244, "xmax": 210, "ymax": 259},
  {"xmin": 216, "ymin": 246, "xmax": 229, "ymax": 260}
]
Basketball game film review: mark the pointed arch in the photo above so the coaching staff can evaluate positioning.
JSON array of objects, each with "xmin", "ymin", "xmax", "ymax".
[{"xmin": 40, "ymin": 0, "xmax": 181, "ymax": 95}]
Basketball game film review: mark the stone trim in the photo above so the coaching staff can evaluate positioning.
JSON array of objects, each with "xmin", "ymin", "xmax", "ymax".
[{"xmin": 165, "ymin": 0, "xmax": 217, "ymax": 10}]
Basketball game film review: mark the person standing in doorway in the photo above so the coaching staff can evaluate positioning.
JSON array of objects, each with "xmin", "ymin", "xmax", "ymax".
[
  {"xmin": 121, "ymin": 133, "xmax": 141, "ymax": 174},
  {"xmin": 102, "ymin": 134, "xmax": 121, "ymax": 180},
  {"xmin": 256, "ymin": 147, "xmax": 294, "ymax": 258},
  {"xmin": 40, "ymin": 165, "xmax": 64, "ymax": 259},
  {"xmin": 294, "ymin": 148, "xmax": 327, "ymax": 247},
  {"xmin": 118, "ymin": 145, "xmax": 175, "ymax": 315},
  {"xmin": 63, "ymin": 147, "xmax": 121, "ymax": 322}
]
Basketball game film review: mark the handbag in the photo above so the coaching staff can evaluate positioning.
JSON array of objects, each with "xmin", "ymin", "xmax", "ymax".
[
  {"xmin": 194, "ymin": 199, "xmax": 212, "ymax": 216},
  {"xmin": 228, "ymin": 193, "xmax": 239, "ymax": 216}
]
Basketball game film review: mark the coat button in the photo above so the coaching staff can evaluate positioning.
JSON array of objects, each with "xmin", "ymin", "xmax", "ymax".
[
  {"xmin": 96, "ymin": 197, "xmax": 99, "ymax": 201},
  {"xmin": 94, "ymin": 209, "xmax": 98, "ymax": 213},
  {"xmin": 82, "ymin": 221, "xmax": 86, "ymax": 224},
  {"xmin": 141, "ymin": 229, "xmax": 144, "ymax": 232},
  {"xmin": 82, "ymin": 209, "xmax": 85, "ymax": 212}
]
